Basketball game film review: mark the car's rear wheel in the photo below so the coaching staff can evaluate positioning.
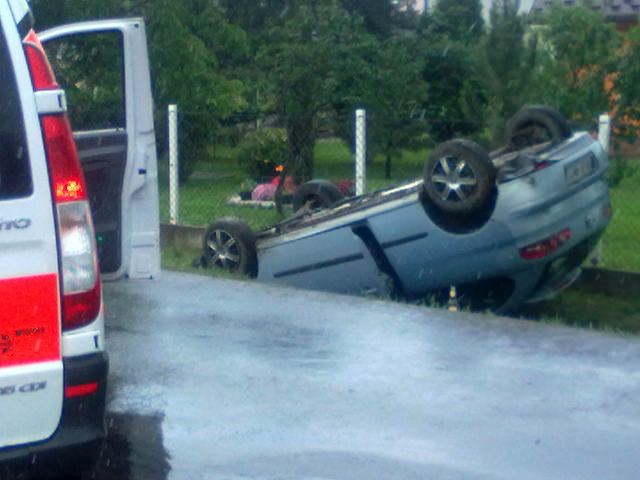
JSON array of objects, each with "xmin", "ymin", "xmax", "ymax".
[
  {"xmin": 292, "ymin": 179, "xmax": 343, "ymax": 213},
  {"xmin": 202, "ymin": 217, "xmax": 257, "ymax": 276},
  {"xmin": 506, "ymin": 105, "xmax": 571, "ymax": 150},
  {"xmin": 423, "ymin": 139, "xmax": 496, "ymax": 217}
]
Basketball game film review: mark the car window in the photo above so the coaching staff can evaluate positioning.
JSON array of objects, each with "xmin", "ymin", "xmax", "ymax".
[
  {"xmin": 45, "ymin": 31, "xmax": 125, "ymax": 131},
  {"xmin": 0, "ymin": 26, "xmax": 32, "ymax": 200}
]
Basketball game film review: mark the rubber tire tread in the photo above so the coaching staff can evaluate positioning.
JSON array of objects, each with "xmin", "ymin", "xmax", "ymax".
[
  {"xmin": 292, "ymin": 180, "xmax": 344, "ymax": 212},
  {"xmin": 202, "ymin": 217, "xmax": 258, "ymax": 276},
  {"xmin": 505, "ymin": 105, "xmax": 571, "ymax": 149}
]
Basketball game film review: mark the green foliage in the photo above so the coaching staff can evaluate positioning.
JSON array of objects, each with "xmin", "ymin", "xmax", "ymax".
[
  {"xmin": 237, "ymin": 128, "xmax": 288, "ymax": 181},
  {"xmin": 534, "ymin": 5, "xmax": 620, "ymax": 127},
  {"xmin": 417, "ymin": 0, "xmax": 486, "ymax": 143},
  {"xmin": 421, "ymin": 41, "xmax": 485, "ymax": 142},
  {"xmin": 481, "ymin": 0, "xmax": 538, "ymax": 142},
  {"xmin": 32, "ymin": 0, "xmax": 249, "ymax": 183},
  {"xmin": 340, "ymin": 0, "xmax": 395, "ymax": 36},
  {"xmin": 429, "ymin": 0, "xmax": 484, "ymax": 44},
  {"xmin": 367, "ymin": 36, "xmax": 429, "ymax": 177},
  {"xmin": 614, "ymin": 27, "xmax": 640, "ymax": 142},
  {"xmin": 258, "ymin": 1, "xmax": 380, "ymax": 181},
  {"xmin": 32, "ymin": 0, "xmax": 637, "ymax": 185}
]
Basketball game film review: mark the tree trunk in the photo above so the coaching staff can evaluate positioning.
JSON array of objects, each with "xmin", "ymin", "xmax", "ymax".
[
  {"xmin": 287, "ymin": 116, "xmax": 316, "ymax": 183},
  {"xmin": 385, "ymin": 143, "xmax": 392, "ymax": 179}
]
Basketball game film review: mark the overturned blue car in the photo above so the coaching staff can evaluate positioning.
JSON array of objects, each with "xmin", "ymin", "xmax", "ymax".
[{"xmin": 202, "ymin": 106, "xmax": 611, "ymax": 312}]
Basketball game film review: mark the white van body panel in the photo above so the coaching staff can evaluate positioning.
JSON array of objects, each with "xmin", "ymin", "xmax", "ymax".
[
  {"xmin": 0, "ymin": 1, "xmax": 63, "ymax": 448},
  {"xmin": 6, "ymin": 0, "xmax": 28, "ymax": 23}
]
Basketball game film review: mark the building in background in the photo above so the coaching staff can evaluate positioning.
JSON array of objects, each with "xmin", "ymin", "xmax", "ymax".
[
  {"xmin": 531, "ymin": 0, "xmax": 640, "ymax": 31},
  {"xmin": 410, "ymin": 0, "xmax": 533, "ymax": 18}
]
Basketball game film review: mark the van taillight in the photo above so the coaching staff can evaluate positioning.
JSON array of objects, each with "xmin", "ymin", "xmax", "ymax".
[
  {"xmin": 24, "ymin": 30, "xmax": 101, "ymax": 331},
  {"xmin": 23, "ymin": 30, "xmax": 57, "ymax": 90}
]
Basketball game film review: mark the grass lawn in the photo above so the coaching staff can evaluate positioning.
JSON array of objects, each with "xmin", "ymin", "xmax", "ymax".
[
  {"xmin": 160, "ymin": 138, "xmax": 428, "ymax": 229},
  {"xmin": 600, "ymin": 165, "xmax": 640, "ymax": 271},
  {"xmin": 519, "ymin": 289, "xmax": 640, "ymax": 335}
]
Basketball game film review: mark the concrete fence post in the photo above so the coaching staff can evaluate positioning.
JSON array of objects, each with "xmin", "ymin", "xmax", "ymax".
[
  {"xmin": 591, "ymin": 112, "xmax": 611, "ymax": 267},
  {"xmin": 168, "ymin": 104, "xmax": 179, "ymax": 225},
  {"xmin": 598, "ymin": 113, "xmax": 611, "ymax": 152},
  {"xmin": 355, "ymin": 109, "xmax": 366, "ymax": 196}
]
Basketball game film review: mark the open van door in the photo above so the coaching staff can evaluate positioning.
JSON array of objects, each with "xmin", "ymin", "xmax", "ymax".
[{"xmin": 39, "ymin": 19, "xmax": 160, "ymax": 280}]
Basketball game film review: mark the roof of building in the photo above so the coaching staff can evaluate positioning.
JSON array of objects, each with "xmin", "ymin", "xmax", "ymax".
[{"xmin": 531, "ymin": 0, "xmax": 640, "ymax": 20}]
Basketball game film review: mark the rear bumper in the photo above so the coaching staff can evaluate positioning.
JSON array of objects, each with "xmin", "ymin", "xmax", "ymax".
[{"xmin": 0, "ymin": 352, "xmax": 108, "ymax": 472}]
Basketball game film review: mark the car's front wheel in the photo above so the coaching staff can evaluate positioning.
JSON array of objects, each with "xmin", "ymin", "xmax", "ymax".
[
  {"xmin": 202, "ymin": 217, "xmax": 257, "ymax": 276},
  {"xmin": 422, "ymin": 139, "xmax": 496, "ymax": 217}
]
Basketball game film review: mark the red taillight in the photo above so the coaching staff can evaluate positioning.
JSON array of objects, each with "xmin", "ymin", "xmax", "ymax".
[
  {"xmin": 23, "ymin": 30, "xmax": 58, "ymax": 90},
  {"xmin": 65, "ymin": 382, "xmax": 98, "ymax": 399},
  {"xmin": 520, "ymin": 229, "xmax": 572, "ymax": 260},
  {"xmin": 40, "ymin": 115, "xmax": 87, "ymax": 202},
  {"xmin": 24, "ymin": 30, "xmax": 101, "ymax": 331}
]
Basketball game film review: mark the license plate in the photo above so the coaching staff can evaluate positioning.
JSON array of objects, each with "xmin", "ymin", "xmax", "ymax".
[{"xmin": 565, "ymin": 155, "xmax": 594, "ymax": 185}]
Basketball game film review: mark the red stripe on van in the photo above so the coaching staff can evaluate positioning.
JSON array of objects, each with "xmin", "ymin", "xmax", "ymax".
[{"xmin": 0, "ymin": 274, "xmax": 60, "ymax": 367}]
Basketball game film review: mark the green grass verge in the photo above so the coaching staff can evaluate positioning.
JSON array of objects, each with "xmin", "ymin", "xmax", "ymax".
[
  {"xmin": 600, "ymin": 165, "xmax": 640, "ymax": 271},
  {"xmin": 518, "ymin": 289, "xmax": 640, "ymax": 335}
]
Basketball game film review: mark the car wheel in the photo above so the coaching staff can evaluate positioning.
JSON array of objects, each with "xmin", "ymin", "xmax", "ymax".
[
  {"xmin": 202, "ymin": 217, "xmax": 257, "ymax": 276},
  {"xmin": 505, "ymin": 105, "xmax": 572, "ymax": 150},
  {"xmin": 423, "ymin": 139, "xmax": 496, "ymax": 216},
  {"xmin": 292, "ymin": 179, "xmax": 344, "ymax": 212}
]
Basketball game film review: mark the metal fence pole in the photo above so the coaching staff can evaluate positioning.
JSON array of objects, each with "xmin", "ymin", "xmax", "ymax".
[
  {"xmin": 598, "ymin": 113, "xmax": 611, "ymax": 152},
  {"xmin": 355, "ymin": 109, "xmax": 366, "ymax": 196},
  {"xmin": 168, "ymin": 104, "xmax": 179, "ymax": 225},
  {"xmin": 590, "ymin": 112, "xmax": 611, "ymax": 267}
]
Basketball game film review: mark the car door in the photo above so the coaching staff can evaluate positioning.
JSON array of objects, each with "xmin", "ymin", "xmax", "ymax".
[{"xmin": 39, "ymin": 19, "xmax": 160, "ymax": 281}]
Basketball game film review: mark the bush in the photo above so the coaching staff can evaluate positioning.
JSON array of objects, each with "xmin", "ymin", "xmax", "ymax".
[{"xmin": 237, "ymin": 128, "xmax": 288, "ymax": 181}]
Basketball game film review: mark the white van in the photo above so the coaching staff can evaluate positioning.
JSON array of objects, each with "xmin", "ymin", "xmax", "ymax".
[{"xmin": 0, "ymin": 0, "xmax": 159, "ymax": 476}]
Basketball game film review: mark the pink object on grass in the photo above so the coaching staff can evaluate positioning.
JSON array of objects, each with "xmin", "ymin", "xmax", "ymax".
[{"xmin": 252, "ymin": 183, "xmax": 277, "ymax": 201}]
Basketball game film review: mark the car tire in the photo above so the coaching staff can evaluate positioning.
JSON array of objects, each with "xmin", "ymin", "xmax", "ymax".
[
  {"xmin": 292, "ymin": 180, "xmax": 344, "ymax": 213},
  {"xmin": 505, "ymin": 105, "xmax": 571, "ymax": 150},
  {"xmin": 423, "ymin": 139, "xmax": 496, "ymax": 216},
  {"xmin": 202, "ymin": 217, "xmax": 257, "ymax": 276}
]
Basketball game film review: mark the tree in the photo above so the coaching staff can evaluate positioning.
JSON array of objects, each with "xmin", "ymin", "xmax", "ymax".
[
  {"xmin": 359, "ymin": 36, "xmax": 428, "ymax": 178},
  {"xmin": 340, "ymin": 0, "xmax": 395, "ymax": 36},
  {"xmin": 420, "ymin": 41, "xmax": 485, "ymax": 142},
  {"xmin": 534, "ymin": 5, "xmax": 620, "ymax": 128},
  {"xmin": 31, "ymin": 0, "xmax": 249, "ymax": 182},
  {"xmin": 615, "ymin": 26, "xmax": 640, "ymax": 142},
  {"xmin": 480, "ymin": 0, "xmax": 538, "ymax": 142},
  {"xmin": 417, "ymin": 0, "xmax": 486, "ymax": 143},
  {"xmin": 429, "ymin": 0, "xmax": 484, "ymax": 44},
  {"xmin": 258, "ymin": 2, "xmax": 380, "ymax": 181}
]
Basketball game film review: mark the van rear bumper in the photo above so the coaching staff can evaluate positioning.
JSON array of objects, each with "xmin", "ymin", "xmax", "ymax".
[{"xmin": 0, "ymin": 352, "xmax": 108, "ymax": 473}]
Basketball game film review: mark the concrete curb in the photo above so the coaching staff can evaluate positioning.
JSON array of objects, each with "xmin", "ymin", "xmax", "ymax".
[
  {"xmin": 160, "ymin": 223, "xmax": 640, "ymax": 297},
  {"xmin": 576, "ymin": 268, "xmax": 640, "ymax": 297},
  {"xmin": 160, "ymin": 223, "xmax": 205, "ymax": 251}
]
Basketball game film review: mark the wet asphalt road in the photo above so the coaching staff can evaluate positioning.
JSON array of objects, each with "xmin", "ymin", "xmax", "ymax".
[{"xmin": 95, "ymin": 271, "xmax": 640, "ymax": 480}]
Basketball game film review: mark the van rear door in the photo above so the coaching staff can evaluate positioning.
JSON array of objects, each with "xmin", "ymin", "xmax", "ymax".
[
  {"xmin": 39, "ymin": 19, "xmax": 160, "ymax": 280},
  {"xmin": 0, "ymin": 3, "xmax": 63, "ymax": 449}
]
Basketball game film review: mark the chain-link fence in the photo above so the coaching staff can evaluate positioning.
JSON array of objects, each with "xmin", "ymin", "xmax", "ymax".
[{"xmin": 158, "ymin": 107, "xmax": 640, "ymax": 273}]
